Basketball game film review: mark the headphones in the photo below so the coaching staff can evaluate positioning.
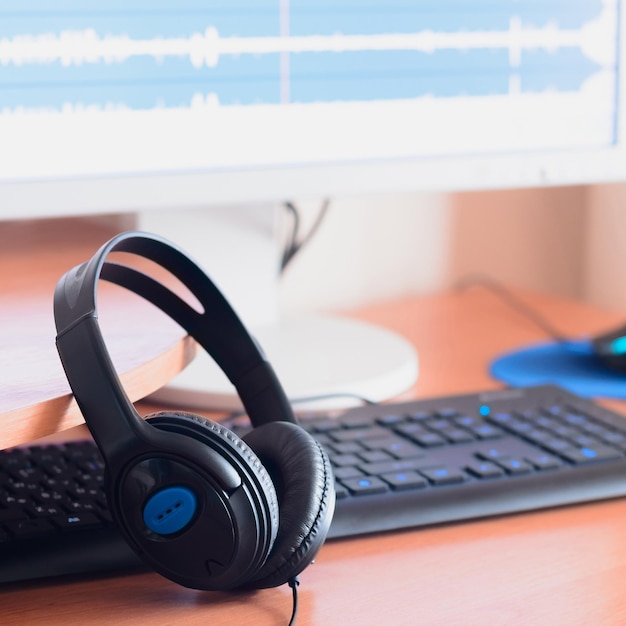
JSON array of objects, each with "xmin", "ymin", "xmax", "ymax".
[{"xmin": 53, "ymin": 231, "xmax": 334, "ymax": 591}]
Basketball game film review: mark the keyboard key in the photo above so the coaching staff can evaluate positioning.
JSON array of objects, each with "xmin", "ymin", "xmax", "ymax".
[
  {"xmin": 506, "ymin": 421, "xmax": 534, "ymax": 434},
  {"xmin": 420, "ymin": 467, "xmax": 465, "ymax": 486},
  {"xmin": 552, "ymin": 425, "xmax": 579, "ymax": 439},
  {"xmin": 5, "ymin": 517, "xmax": 57, "ymax": 538},
  {"xmin": 362, "ymin": 438, "xmax": 425, "ymax": 459},
  {"xmin": 394, "ymin": 423, "xmax": 426, "ymax": 437},
  {"xmin": 329, "ymin": 442, "xmax": 363, "ymax": 455},
  {"xmin": 380, "ymin": 471, "xmax": 428, "ymax": 491},
  {"xmin": 535, "ymin": 416, "xmax": 558, "ymax": 430},
  {"xmin": 488, "ymin": 412, "xmax": 514, "ymax": 425},
  {"xmin": 376, "ymin": 414, "xmax": 405, "ymax": 427},
  {"xmin": 466, "ymin": 461, "xmax": 505, "ymax": 479},
  {"xmin": 477, "ymin": 448, "xmax": 508, "ymax": 461},
  {"xmin": 544, "ymin": 405, "xmax": 567, "ymax": 418},
  {"xmin": 311, "ymin": 433, "xmax": 333, "ymax": 447},
  {"xmin": 35, "ymin": 489, "xmax": 64, "ymax": 503},
  {"xmin": 330, "ymin": 454, "xmax": 361, "ymax": 467},
  {"xmin": 581, "ymin": 422, "xmax": 607, "ymax": 435},
  {"xmin": 526, "ymin": 454, "xmax": 562, "ymax": 471},
  {"xmin": 340, "ymin": 414, "xmax": 379, "ymax": 429},
  {"xmin": 524, "ymin": 429, "xmax": 554, "ymax": 445},
  {"xmin": 0, "ymin": 507, "xmax": 27, "ymax": 522},
  {"xmin": 52, "ymin": 512, "xmax": 104, "ymax": 531},
  {"xmin": 63, "ymin": 500, "xmax": 99, "ymax": 514},
  {"xmin": 562, "ymin": 412, "xmax": 588, "ymax": 426},
  {"xmin": 11, "ymin": 466, "xmax": 46, "ymax": 483},
  {"xmin": 333, "ymin": 466, "xmax": 365, "ymax": 480},
  {"xmin": 468, "ymin": 423, "xmax": 504, "ymax": 439},
  {"xmin": 412, "ymin": 432, "xmax": 446, "ymax": 447},
  {"xmin": 384, "ymin": 441, "xmax": 426, "ymax": 459},
  {"xmin": 558, "ymin": 445, "xmax": 623, "ymax": 465},
  {"xmin": 25, "ymin": 504, "xmax": 62, "ymax": 518},
  {"xmin": 358, "ymin": 450, "xmax": 393, "ymax": 464},
  {"xmin": 454, "ymin": 415, "xmax": 479, "ymax": 428},
  {"xmin": 0, "ymin": 494, "xmax": 28, "ymax": 508},
  {"xmin": 340, "ymin": 477, "xmax": 388, "ymax": 496},
  {"xmin": 358, "ymin": 458, "xmax": 424, "ymax": 476},
  {"xmin": 494, "ymin": 458, "xmax": 533, "ymax": 475},
  {"xmin": 445, "ymin": 429, "xmax": 475, "ymax": 443},
  {"xmin": 543, "ymin": 438, "xmax": 572, "ymax": 454},
  {"xmin": 601, "ymin": 432, "xmax": 626, "ymax": 445},
  {"xmin": 331, "ymin": 426, "xmax": 389, "ymax": 442},
  {"xmin": 308, "ymin": 419, "xmax": 341, "ymax": 433},
  {"xmin": 407, "ymin": 411, "xmax": 431, "ymax": 422},
  {"xmin": 569, "ymin": 434, "xmax": 599, "ymax": 447}
]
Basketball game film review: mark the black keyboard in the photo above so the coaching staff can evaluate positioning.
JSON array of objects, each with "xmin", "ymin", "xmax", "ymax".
[{"xmin": 2, "ymin": 384, "xmax": 626, "ymax": 584}]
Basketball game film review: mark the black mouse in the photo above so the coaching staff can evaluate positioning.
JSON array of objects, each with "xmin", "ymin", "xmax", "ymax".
[{"xmin": 591, "ymin": 323, "xmax": 626, "ymax": 372}]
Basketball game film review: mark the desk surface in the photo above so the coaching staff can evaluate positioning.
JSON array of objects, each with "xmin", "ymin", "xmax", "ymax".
[
  {"xmin": 0, "ymin": 219, "xmax": 195, "ymax": 449},
  {"xmin": 3, "ymin": 263, "xmax": 626, "ymax": 624}
]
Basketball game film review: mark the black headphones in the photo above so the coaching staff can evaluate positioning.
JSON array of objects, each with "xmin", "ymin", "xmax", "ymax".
[{"xmin": 53, "ymin": 231, "xmax": 334, "ymax": 591}]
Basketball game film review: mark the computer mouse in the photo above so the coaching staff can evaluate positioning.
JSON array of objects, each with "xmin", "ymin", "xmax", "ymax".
[{"xmin": 591, "ymin": 323, "xmax": 626, "ymax": 373}]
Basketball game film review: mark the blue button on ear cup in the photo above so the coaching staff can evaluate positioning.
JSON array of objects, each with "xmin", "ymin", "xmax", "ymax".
[{"xmin": 143, "ymin": 486, "xmax": 197, "ymax": 535}]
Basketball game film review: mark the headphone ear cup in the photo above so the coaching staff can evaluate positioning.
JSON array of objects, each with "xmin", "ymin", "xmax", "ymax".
[
  {"xmin": 142, "ymin": 411, "xmax": 280, "ymax": 589},
  {"xmin": 241, "ymin": 421, "xmax": 335, "ymax": 589}
]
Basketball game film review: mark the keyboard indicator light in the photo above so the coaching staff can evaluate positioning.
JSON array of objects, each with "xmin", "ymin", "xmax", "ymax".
[{"xmin": 479, "ymin": 405, "xmax": 491, "ymax": 416}]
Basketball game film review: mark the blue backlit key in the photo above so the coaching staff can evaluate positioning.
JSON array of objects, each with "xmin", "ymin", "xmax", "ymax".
[{"xmin": 341, "ymin": 476, "xmax": 388, "ymax": 496}]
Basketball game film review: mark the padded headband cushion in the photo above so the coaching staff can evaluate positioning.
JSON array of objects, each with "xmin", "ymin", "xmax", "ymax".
[{"xmin": 241, "ymin": 421, "xmax": 335, "ymax": 589}]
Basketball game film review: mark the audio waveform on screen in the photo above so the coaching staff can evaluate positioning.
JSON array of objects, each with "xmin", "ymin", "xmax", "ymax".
[
  {"xmin": 0, "ymin": 18, "xmax": 611, "ymax": 67},
  {"xmin": 0, "ymin": 0, "xmax": 618, "ymax": 112}
]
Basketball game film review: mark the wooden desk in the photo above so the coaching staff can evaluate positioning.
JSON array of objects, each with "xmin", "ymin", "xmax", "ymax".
[
  {"xmin": 3, "ymin": 268, "xmax": 626, "ymax": 624},
  {"xmin": 0, "ymin": 218, "xmax": 196, "ymax": 449}
]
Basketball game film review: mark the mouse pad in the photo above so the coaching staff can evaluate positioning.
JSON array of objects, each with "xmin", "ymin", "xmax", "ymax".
[{"xmin": 490, "ymin": 340, "xmax": 626, "ymax": 399}]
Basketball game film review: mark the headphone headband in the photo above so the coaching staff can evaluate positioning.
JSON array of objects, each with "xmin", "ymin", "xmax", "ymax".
[{"xmin": 54, "ymin": 231, "xmax": 294, "ymax": 458}]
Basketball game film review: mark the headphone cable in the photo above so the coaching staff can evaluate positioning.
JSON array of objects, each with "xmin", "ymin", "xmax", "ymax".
[
  {"xmin": 288, "ymin": 576, "xmax": 300, "ymax": 626},
  {"xmin": 281, "ymin": 199, "xmax": 330, "ymax": 273},
  {"xmin": 455, "ymin": 273, "xmax": 569, "ymax": 343}
]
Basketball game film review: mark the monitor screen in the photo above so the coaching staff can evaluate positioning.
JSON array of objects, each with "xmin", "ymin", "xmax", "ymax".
[{"xmin": 0, "ymin": 0, "xmax": 623, "ymax": 218}]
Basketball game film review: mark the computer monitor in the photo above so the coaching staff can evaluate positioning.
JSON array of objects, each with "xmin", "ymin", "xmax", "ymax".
[
  {"xmin": 1, "ymin": 1, "xmax": 623, "ymax": 215},
  {"xmin": 0, "ymin": 1, "xmax": 623, "ymax": 408}
]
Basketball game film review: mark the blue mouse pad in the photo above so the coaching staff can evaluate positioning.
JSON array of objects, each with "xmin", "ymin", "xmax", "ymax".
[{"xmin": 490, "ymin": 340, "xmax": 626, "ymax": 399}]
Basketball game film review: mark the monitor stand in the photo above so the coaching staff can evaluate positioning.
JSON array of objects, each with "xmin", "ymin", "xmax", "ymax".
[
  {"xmin": 150, "ymin": 313, "xmax": 418, "ymax": 411},
  {"xmin": 138, "ymin": 206, "xmax": 418, "ymax": 411}
]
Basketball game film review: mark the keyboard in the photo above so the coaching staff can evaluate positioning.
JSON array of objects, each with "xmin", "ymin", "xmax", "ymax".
[{"xmin": 2, "ymin": 384, "xmax": 626, "ymax": 584}]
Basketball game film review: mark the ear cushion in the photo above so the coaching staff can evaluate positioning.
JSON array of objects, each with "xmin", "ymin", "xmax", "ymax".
[
  {"xmin": 145, "ymin": 411, "xmax": 280, "ymax": 553},
  {"xmin": 242, "ymin": 421, "xmax": 335, "ymax": 589}
]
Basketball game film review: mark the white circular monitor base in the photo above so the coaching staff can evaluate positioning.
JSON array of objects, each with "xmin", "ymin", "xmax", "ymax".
[{"xmin": 149, "ymin": 315, "xmax": 419, "ymax": 412}]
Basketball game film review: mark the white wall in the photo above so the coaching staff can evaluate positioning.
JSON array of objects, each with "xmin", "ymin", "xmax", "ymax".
[
  {"xmin": 447, "ymin": 185, "xmax": 587, "ymax": 299},
  {"xmin": 583, "ymin": 183, "xmax": 626, "ymax": 313},
  {"xmin": 278, "ymin": 193, "xmax": 453, "ymax": 315},
  {"xmin": 278, "ymin": 185, "xmax": 589, "ymax": 316},
  {"xmin": 59, "ymin": 182, "xmax": 617, "ymax": 320}
]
